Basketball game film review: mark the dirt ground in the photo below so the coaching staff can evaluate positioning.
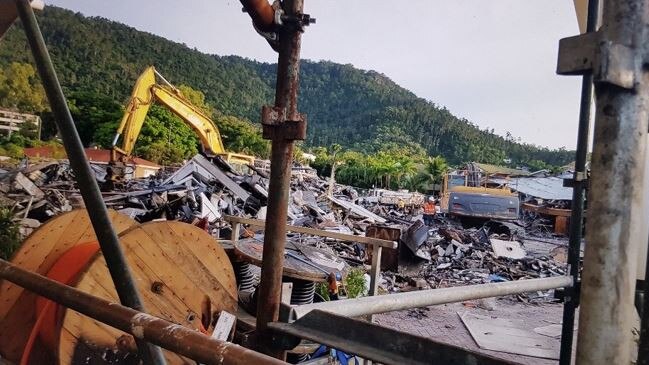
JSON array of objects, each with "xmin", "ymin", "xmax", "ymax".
[{"xmin": 374, "ymin": 299, "xmax": 571, "ymax": 365}]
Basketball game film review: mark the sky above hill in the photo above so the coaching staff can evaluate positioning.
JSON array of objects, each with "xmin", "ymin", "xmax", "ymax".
[{"xmin": 47, "ymin": 0, "xmax": 583, "ymax": 150}]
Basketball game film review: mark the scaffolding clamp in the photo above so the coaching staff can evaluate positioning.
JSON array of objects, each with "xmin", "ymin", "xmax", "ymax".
[
  {"xmin": 261, "ymin": 105, "xmax": 307, "ymax": 140},
  {"xmin": 557, "ymin": 31, "xmax": 636, "ymax": 89}
]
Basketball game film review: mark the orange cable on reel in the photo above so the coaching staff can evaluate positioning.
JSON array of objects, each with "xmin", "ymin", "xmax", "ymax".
[{"xmin": 20, "ymin": 241, "xmax": 100, "ymax": 365}]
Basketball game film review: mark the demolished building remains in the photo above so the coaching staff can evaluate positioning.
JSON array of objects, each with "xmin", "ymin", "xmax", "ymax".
[{"xmin": 0, "ymin": 0, "xmax": 648, "ymax": 365}]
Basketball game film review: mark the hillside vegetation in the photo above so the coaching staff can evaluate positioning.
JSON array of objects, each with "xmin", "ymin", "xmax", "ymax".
[{"xmin": 0, "ymin": 6, "xmax": 573, "ymax": 175}]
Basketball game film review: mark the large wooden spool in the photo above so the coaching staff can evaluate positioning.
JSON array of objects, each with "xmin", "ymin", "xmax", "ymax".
[
  {"xmin": 0, "ymin": 209, "xmax": 137, "ymax": 363},
  {"xmin": 0, "ymin": 210, "xmax": 237, "ymax": 364}
]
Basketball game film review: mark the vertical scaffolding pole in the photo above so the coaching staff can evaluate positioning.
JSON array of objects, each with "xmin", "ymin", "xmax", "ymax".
[
  {"xmin": 558, "ymin": 1, "xmax": 598, "ymax": 363},
  {"xmin": 255, "ymin": 0, "xmax": 307, "ymax": 359},
  {"xmin": 14, "ymin": 1, "xmax": 166, "ymax": 363},
  {"xmin": 639, "ymin": 240, "xmax": 649, "ymax": 365},
  {"xmin": 576, "ymin": 0, "xmax": 649, "ymax": 363}
]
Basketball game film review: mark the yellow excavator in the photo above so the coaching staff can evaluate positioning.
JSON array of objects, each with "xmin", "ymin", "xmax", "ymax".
[
  {"xmin": 110, "ymin": 66, "xmax": 256, "ymax": 180},
  {"xmin": 439, "ymin": 164, "xmax": 520, "ymax": 221}
]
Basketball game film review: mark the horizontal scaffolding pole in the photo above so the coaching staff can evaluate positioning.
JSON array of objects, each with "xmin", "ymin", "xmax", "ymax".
[
  {"xmin": 0, "ymin": 258, "xmax": 287, "ymax": 365},
  {"xmin": 291, "ymin": 276, "xmax": 572, "ymax": 319},
  {"xmin": 225, "ymin": 215, "xmax": 397, "ymax": 248}
]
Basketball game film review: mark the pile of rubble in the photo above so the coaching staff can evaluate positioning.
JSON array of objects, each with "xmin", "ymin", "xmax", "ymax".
[
  {"xmin": 0, "ymin": 160, "xmax": 80, "ymax": 236},
  {"xmin": 378, "ymin": 218, "xmax": 567, "ymax": 302},
  {"xmin": 0, "ymin": 153, "xmax": 568, "ymax": 305},
  {"xmin": 0, "ymin": 154, "xmax": 387, "ymax": 238}
]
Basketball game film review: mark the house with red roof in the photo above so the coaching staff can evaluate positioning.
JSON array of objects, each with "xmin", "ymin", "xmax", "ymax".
[{"xmin": 23, "ymin": 147, "xmax": 161, "ymax": 178}]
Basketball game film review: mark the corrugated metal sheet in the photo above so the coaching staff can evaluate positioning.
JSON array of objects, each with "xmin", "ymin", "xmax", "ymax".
[
  {"xmin": 509, "ymin": 177, "xmax": 573, "ymax": 201},
  {"xmin": 328, "ymin": 196, "xmax": 387, "ymax": 223}
]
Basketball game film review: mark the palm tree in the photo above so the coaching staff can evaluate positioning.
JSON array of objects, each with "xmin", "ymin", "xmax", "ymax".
[
  {"xmin": 426, "ymin": 156, "xmax": 449, "ymax": 187},
  {"xmin": 395, "ymin": 157, "xmax": 418, "ymax": 189},
  {"xmin": 406, "ymin": 171, "xmax": 432, "ymax": 192}
]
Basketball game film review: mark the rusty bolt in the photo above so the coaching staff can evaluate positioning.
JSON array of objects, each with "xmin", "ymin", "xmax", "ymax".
[
  {"xmin": 186, "ymin": 312, "xmax": 196, "ymax": 322},
  {"xmin": 151, "ymin": 281, "xmax": 164, "ymax": 294}
]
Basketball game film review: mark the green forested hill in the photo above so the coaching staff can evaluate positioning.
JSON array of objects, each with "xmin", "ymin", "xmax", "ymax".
[{"xmin": 0, "ymin": 6, "xmax": 573, "ymax": 167}]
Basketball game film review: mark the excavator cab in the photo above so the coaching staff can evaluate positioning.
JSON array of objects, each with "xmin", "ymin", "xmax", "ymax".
[{"xmin": 440, "ymin": 170, "xmax": 519, "ymax": 220}]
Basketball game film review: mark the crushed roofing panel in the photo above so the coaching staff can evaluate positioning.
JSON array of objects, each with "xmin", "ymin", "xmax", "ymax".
[{"xmin": 509, "ymin": 177, "xmax": 573, "ymax": 201}]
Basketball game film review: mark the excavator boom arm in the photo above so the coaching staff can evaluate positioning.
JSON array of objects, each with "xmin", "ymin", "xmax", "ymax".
[
  {"xmin": 113, "ymin": 66, "xmax": 156, "ymax": 156},
  {"xmin": 151, "ymin": 86, "xmax": 226, "ymax": 155},
  {"xmin": 112, "ymin": 66, "xmax": 229, "ymax": 159}
]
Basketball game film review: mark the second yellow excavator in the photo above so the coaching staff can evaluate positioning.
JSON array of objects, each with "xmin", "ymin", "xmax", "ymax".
[{"xmin": 110, "ymin": 66, "xmax": 256, "ymax": 178}]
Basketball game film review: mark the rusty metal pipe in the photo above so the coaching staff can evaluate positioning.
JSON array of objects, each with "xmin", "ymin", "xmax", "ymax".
[
  {"xmin": 0, "ymin": 258, "xmax": 288, "ymax": 365},
  {"xmin": 255, "ymin": 0, "xmax": 304, "ymax": 360},
  {"xmin": 558, "ymin": 1, "xmax": 598, "ymax": 364},
  {"xmin": 14, "ymin": 1, "xmax": 165, "ymax": 363},
  {"xmin": 291, "ymin": 276, "xmax": 573, "ymax": 319},
  {"xmin": 240, "ymin": 0, "xmax": 276, "ymax": 32}
]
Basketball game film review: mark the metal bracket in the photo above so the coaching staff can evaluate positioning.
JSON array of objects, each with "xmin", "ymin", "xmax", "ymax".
[
  {"xmin": 573, "ymin": 280, "xmax": 581, "ymax": 307},
  {"xmin": 557, "ymin": 32, "xmax": 598, "ymax": 76},
  {"xmin": 281, "ymin": 13, "xmax": 316, "ymax": 31},
  {"xmin": 557, "ymin": 31, "xmax": 636, "ymax": 89},
  {"xmin": 261, "ymin": 105, "xmax": 307, "ymax": 140},
  {"xmin": 563, "ymin": 171, "xmax": 588, "ymax": 187},
  {"xmin": 574, "ymin": 171, "xmax": 588, "ymax": 182}
]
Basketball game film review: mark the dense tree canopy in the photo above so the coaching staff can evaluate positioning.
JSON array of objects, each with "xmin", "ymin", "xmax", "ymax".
[
  {"xmin": 0, "ymin": 6, "xmax": 575, "ymax": 171},
  {"xmin": 0, "ymin": 62, "xmax": 47, "ymax": 113}
]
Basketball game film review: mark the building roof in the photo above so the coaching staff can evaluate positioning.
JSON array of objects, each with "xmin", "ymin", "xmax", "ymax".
[
  {"xmin": 472, "ymin": 162, "xmax": 530, "ymax": 176},
  {"xmin": 509, "ymin": 176, "xmax": 573, "ymax": 201},
  {"xmin": 84, "ymin": 149, "xmax": 161, "ymax": 168},
  {"xmin": 24, "ymin": 147, "xmax": 161, "ymax": 168}
]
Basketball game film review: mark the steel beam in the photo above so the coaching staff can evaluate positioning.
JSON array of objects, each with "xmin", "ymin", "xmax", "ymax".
[
  {"xmin": 13, "ymin": 1, "xmax": 165, "ymax": 363},
  {"xmin": 291, "ymin": 276, "xmax": 572, "ymax": 319},
  {"xmin": 270, "ymin": 310, "xmax": 515, "ymax": 365},
  {"xmin": 558, "ymin": 1, "xmax": 599, "ymax": 364},
  {"xmin": 0, "ymin": 258, "xmax": 287, "ymax": 365},
  {"xmin": 575, "ymin": 1, "xmax": 649, "ymax": 364}
]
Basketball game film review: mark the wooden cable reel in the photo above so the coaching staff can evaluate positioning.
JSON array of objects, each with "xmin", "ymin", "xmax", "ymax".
[
  {"xmin": 0, "ymin": 209, "xmax": 237, "ymax": 364},
  {"xmin": 0, "ymin": 209, "xmax": 137, "ymax": 363}
]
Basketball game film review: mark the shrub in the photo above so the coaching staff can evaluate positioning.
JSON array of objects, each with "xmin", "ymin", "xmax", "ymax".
[{"xmin": 0, "ymin": 207, "xmax": 21, "ymax": 260}]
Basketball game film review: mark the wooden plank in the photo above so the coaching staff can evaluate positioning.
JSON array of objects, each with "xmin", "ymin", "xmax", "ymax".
[
  {"xmin": 555, "ymin": 216, "xmax": 569, "ymax": 235},
  {"xmin": 521, "ymin": 202, "xmax": 572, "ymax": 217},
  {"xmin": 14, "ymin": 172, "xmax": 43, "ymax": 196},
  {"xmin": 88, "ymin": 253, "xmax": 188, "ymax": 322},
  {"xmin": 368, "ymin": 245, "xmax": 382, "ymax": 296},
  {"xmin": 0, "ymin": 125, "xmax": 20, "ymax": 132},
  {"xmin": 225, "ymin": 215, "xmax": 397, "ymax": 248},
  {"xmin": 0, "ymin": 116, "xmax": 38, "ymax": 123},
  {"xmin": 231, "ymin": 222, "xmax": 241, "ymax": 242}
]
